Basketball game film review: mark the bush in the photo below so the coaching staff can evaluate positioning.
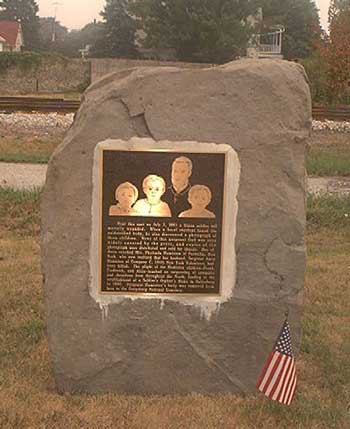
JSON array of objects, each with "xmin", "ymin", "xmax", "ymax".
[
  {"xmin": 301, "ymin": 54, "xmax": 330, "ymax": 105},
  {"xmin": 0, "ymin": 52, "xmax": 69, "ymax": 74},
  {"xmin": 0, "ymin": 52, "xmax": 42, "ymax": 73}
]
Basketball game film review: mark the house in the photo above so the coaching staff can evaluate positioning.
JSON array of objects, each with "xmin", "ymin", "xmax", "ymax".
[
  {"xmin": 0, "ymin": 35, "xmax": 7, "ymax": 51},
  {"xmin": 0, "ymin": 21, "xmax": 24, "ymax": 52},
  {"xmin": 246, "ymin": 9, "xmax": 285, "ymax": 59},
  {"xmin": 247, "ymin": 26, "xmax": 285, "ymax": 59}
]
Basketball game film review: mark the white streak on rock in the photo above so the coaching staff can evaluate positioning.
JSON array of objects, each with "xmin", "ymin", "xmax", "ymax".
[{"xmin": 99, "ymin": 303, "xmax": 109, "ymax": 321}]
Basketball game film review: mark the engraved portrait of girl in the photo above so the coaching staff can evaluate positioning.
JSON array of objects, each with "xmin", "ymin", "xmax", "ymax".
[{"xmin": 109, "ymin": 182, "xmax": 139, "ymax": 216}]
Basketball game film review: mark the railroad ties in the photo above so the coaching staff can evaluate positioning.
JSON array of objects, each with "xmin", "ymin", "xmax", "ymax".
[
  {"xmin": 312, "ymin": 106, "xmax": 350, "ymax": 122},
  {"xmin": 0, "ymin": 96, "xmax": 80, "ymax": 114},
  {"xmin": 0, "ymin": 97, "xmax": 350, "ymax": 121}
]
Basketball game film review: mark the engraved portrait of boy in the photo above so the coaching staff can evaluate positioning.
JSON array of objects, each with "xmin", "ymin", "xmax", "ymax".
[{"xmin": 133, "ymin": 174, "xmax": 172, "ymax": 217}]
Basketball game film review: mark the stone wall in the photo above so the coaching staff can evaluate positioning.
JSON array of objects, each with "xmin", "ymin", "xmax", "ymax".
[
  {"xmin": 90, "ymin": 58, "xmax": 214, "ymax": 83},
  {"xmin": 0, "ymin": 56, "xmax": 90, "ymax": 94},
  {"xmin": 0, "ymin": 56, "xmax": 214, "ymax": 94}
]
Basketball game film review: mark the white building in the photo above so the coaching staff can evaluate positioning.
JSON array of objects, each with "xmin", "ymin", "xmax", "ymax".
[{"xmin": 0, "ymin": 21, "xmax": 24, "ymax": 52}]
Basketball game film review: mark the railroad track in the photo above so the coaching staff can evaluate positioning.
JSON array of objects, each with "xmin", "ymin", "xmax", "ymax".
[
  {"xmin": 1, "ymin": 97, "xmax": 350, "ymax": 121},
  {"xmin": 0, "ymin": 97, "xmax": 80, "ymax": 113},
  {"xmin": 312, "ymin": 106, "xmax": 350, "ymax": 122}
]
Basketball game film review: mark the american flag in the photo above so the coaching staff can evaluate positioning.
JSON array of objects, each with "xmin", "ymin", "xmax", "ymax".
[{"xmin": 257, "ymin": 320, "xmax": 297, "ymax": 405}]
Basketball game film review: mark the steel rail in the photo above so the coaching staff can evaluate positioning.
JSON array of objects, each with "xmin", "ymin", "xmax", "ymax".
[
  {"xmin": 0, "ymin": 97, "xmax": 80, "ymax": 113},
  {"xmin": 312, "ymin": 106, "xmax": 350, "ymax": 121},
  {"xmin": 1, "ymin": 97, "xmax": 350, "ymax": 121}
]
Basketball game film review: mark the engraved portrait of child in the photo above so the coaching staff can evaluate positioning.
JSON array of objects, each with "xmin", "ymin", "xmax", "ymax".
[
  {"xmin": 178, "ymin": 185, "xmax": 215, "ymax": 219},
  {"xmin": 109, "ymin": 182, "xmax": 139, "ymax": 216},
  {"xmin": 133, "ymin": 174, "xmax": 172, "ymax": 217}
]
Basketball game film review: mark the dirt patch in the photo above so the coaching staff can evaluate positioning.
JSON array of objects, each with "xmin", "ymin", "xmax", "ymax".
[
  {"xmin": 0, "ymin": 162, "xmax": 47, "ymax": 189},
  {"xmin": 309, "ymin": 130, "xmax": 350, "ymax": 146},
  {"xmin": 308, "ymin": 176, "xmax": 350, "ymax": 195}
]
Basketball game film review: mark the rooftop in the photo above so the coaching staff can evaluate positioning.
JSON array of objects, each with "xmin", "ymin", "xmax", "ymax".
[{"xmin": 0, "ymin": 21, "xmax": 21, "ymax": 47}]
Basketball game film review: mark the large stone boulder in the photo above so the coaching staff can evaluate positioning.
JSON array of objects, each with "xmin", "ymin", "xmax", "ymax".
[{"xmin": 41, "ymin": 59, "xmax": 311, "ymax": 394}]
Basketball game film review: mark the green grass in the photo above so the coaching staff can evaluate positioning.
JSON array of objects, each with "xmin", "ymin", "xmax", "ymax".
[
  {"xmin": 0, "ymin": 153, "xmax": 50, "ymax": 164},
  {"xmin": 307, "ymin": 194, "xmax": 350, "ymax": 229},
  {"xmin": 241, "ymin": 394, "xmax": 348, "ymax": 429},
  {"xmin": 0, "ymin": 190, "xmax": 349, "ymax": 428},
  {"xmin": 307, "ymin": 142, "xmax": 350, "ymax": 176},
  {"xmin": 0, "ymin": 187, "xmax": 41, "ymax": 205},
  {"xmin": 0, "ymin": 136, "xmax": 60, "ymax": 165},
  {"xmin": 0, "ymin": 131, "xmax": 349, "ymax": 172},
  {"xmin": 18, "ymin": 320, "xmax": 46, "ymax": 345},
  {"xmin": 0, "ymin": 187, "xmax": 41, "ymax": 236}
]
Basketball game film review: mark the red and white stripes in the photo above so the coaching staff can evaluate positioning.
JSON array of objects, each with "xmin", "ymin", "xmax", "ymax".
[{"xmin": 257, "ymin": 351, "xmax": 297, "ymax": 405}]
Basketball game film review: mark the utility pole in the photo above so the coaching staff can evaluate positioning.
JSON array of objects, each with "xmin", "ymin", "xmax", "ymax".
[{"xmin": 52, "ymin": 2, "xmax": 62, "ymax": 43}]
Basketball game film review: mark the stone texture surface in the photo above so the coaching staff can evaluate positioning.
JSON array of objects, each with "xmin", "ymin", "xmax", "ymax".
[
  {"xmin": 0, "ymin": 57, "xmax": 89, "ymax": 94},
  {"xmin": 41, "ymin": 59, "xmax": 311, "ymax": 395},
  {"xmin": 90, "ymin": 58, "xmax": 214, "ymax": 82}
]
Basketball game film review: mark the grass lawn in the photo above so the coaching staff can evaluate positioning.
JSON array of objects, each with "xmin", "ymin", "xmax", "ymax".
[
  {"xmin": 307, "ymin": 140, "xmax": 350, "ymax": 177},
  {"xmin": 1, "ymin": 131, "xmax": 349, "ymax": 177},
  {"xmin": 0, "ymin": 136, "xmax": 60, "ymax": 164},
  {"xmin": 0, "ymin": 189, "xmax": 349, "ymax": 428}
]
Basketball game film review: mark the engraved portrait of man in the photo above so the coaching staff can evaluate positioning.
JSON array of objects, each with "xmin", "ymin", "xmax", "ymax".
[
  {"xmin": 133, "ymin": 174, "xmax": 172, "ymax": 217},
  {"xmin": 163, "ymin": 156, "xmax": 193, "ymax": 217}
]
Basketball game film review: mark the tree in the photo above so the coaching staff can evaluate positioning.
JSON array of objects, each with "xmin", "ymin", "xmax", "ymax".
[
  {"xmin": 60, "ymin": 22, "xmax": 105, "ymax": 57},
  {"xmin": 95, "ymin": 0, "xmax": 138, "ymax": 58},
  {"xmin": 301, "ymin": 53, "xmax": 329, "ymax": 103},
  {"xmin": 260, "ymin": 0, "xmax": 321, "ymax": 59},
  {"xmin": 321, "ymin": 1, "xmax": 350, "ymax": 103},
  {"xmin": 38, "ymin": 17, "xmax": 68, "ymax": 52},
  {"xmin": 37, "ymin": 19, "xmax": 105, "ymax": 58},
  {"xmin": 131, "ymin": 0, "xmax": 260, "ymax": 63},
  {"xmin": 328, "ymin": 0, "xmax": 350, "ymax": 23},
  {"xmin": 0, "ymin": 0, "xmax": 40, "ymax": 51}
]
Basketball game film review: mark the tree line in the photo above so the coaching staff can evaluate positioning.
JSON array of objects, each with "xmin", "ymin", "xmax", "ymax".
[
  {"xmin": 1, "ymin": 0, "xmax": 349, "ymax": 104},
  {"xmin": 0, "ymin": 0, "xmax": 321, "ymax": 61}
]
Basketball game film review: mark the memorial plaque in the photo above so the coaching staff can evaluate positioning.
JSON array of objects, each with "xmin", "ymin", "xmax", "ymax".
[
  {"xmin": 42, "ymin": 60, "xmax": 310, "ymax": 395},
  {"xmin": 98, "ymin": 147, "xmax": 228, "ymax": 296}
]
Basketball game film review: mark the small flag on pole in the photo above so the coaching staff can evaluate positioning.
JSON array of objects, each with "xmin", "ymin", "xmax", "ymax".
[{"xmin": 257, "ymin": 319, "xmax": 297, "ymax": 405}]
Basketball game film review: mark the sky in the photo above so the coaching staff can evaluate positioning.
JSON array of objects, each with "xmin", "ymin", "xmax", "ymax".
[{"xmin": 37, "ymin": 0, "xmax": 331, "ymax": 31}]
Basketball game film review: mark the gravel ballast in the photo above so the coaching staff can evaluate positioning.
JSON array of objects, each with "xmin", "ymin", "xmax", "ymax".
[
  {"xmin": 1, "ymin": 113, "xmax": 350, "ymax": 136},
  {"xmin": 0, "ymin": 114, "xmax": 349, "ymax": 193}
]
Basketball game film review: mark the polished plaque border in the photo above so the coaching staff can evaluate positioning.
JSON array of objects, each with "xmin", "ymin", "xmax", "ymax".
[{"xmin": 98, "ymin": 147, "xmax": 229, "ymax": 297}]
